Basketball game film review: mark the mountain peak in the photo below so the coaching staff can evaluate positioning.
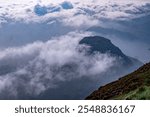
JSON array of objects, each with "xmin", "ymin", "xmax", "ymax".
[{"xmin": 79, "ymin": 36, "xmax": 126, "ymax": 58}]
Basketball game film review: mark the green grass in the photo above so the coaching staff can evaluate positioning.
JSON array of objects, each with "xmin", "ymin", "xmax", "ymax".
[
  {"xmin": 114, "ymin": 69, "xmax": 150, "ymax": 100},
  {"xmin": 114, "ymin": 86, "xmax": 150, "ymax": 100},
  {"xmin": 86, "ymin": 62, "xmax": 150, "ymax": 100}
]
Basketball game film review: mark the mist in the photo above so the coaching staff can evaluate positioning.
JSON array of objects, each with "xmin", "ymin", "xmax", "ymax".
[
  {"xmin": 88, "ymin": 15, "xmax": 150, "ymax": 63},
  {"xmin": 0, "ymin": 32, "xmax": 121, "ymax": 99}
]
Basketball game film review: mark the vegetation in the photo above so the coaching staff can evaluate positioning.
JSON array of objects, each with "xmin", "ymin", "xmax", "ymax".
[{"xmin": 86, "ymin": 62, "xmax": 150, "ymax": 100}]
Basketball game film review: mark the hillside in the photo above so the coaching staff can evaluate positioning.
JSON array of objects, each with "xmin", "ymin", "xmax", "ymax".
[
  {"xmin": 79, "ymin": 36, "xmax": 142, "ymax": 68},
  {"xmin": 79, "ymin": 36, "xmax": 126, "ymax": 57},
  {"xmin": 86, "ymin": 62, "xmax": 150, "ymax": 100}
]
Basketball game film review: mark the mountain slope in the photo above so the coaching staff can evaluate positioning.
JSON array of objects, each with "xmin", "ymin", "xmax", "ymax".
[
  {"xmin": 79, "ymin": 36, "xmax": 142, "ymax": 68},
  {"xmin": 79, "ymin": 36, "xmax": 126, "ymax": 57},
  {"xmin": 86, "ymin": 62, "xmax": 150, "ymax": 100}
]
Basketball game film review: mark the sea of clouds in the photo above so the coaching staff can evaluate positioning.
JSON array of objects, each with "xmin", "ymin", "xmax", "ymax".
[
  {"xmin": 0, "ymin": 32, "xmax": 118, "ymax": 99},
  {"xmin": 0, "ymin": 0, "xmax": 150, "ymax": 23}
]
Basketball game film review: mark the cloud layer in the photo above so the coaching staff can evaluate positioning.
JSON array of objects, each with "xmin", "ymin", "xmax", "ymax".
[
  {"xmin": 0, "ymin": 0, "xmax": 150, "ymax": 49},
  {"xmin": 0, "ymin": 0, "xmax": 150, "ymax": 25},
  {"xmin": 0, "ymin": 32, "xmax": 117, "ymax": 99}
]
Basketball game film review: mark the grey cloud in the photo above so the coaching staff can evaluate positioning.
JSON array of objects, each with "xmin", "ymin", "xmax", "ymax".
[{"xmin": 0, "ymin": 32, "xmax": 117, "ymax": 99}]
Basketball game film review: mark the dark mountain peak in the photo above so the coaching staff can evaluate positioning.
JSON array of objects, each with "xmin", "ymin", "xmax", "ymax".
[
  {"xmin": 79, "ymin": 36, "xmax": 143, "ymax": 76},
  {"xmin": 79, "ymin": 36, "xmax": 126, "ymax": 58}
]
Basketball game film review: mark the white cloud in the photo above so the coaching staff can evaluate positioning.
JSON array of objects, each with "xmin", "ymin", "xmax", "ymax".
[
  {"xmin": 0, "ymin": 0, "xmax": 149, "ymax": 49},
  {"xmin": 0, "ymin": 32, "xmax": 116, "ymax": 98},
  {"xmin": 0, "ymin": 0, "xmax": 150, "ymax": 25},
  {"xmin": 62, "ymin": 14, "xmax": 99, "ymax": 28}
]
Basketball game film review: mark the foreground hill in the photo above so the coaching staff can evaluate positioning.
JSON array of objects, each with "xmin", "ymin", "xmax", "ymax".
[{"xmin": 86, "ymin": 62, "xmax": 150, "ymax": 100}]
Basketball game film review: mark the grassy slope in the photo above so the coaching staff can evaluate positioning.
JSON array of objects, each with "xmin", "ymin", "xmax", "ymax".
[{"xmin": 86, "ymin": 62, "xmax": 150, "ymax": 100}]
